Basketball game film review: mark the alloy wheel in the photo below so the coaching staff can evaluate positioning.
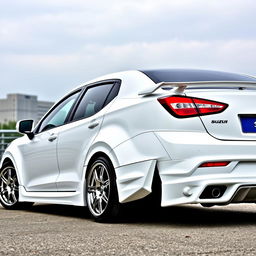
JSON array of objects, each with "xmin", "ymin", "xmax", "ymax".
[
  {"xmin": 0, "ymin": 166, "xmax": 19, "ymax": 206},
  {"xmin": 87, "ymin": 162, "xmax": 110, "ymax": 217}
]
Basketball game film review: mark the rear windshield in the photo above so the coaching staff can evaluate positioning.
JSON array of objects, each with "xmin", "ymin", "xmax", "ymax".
[{"xmin": 141, "ymin": 69, "xmax": 256, "ymax": 83}]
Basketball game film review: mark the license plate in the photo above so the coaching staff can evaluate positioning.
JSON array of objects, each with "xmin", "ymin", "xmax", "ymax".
[{"xmin": 240, "ymin": 116, "xmax": 256, "ymax": 133}]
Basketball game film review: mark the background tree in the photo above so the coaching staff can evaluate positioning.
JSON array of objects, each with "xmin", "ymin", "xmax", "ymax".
[{"xmin": 0, "ymin": 121, "xmax": 17, "ymax": 130}]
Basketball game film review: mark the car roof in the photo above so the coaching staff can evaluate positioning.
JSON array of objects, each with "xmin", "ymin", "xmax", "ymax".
[
  {"xmin": 65, "ymin": 69, "xmax": 256, "ymax": 100},
  {"xmin": 140, "ymin": 69, "xmax": 256, "ymax": 83},
  {"xmin": 71, "ymin": 70, "xmax": 155, "ymax": 98}
]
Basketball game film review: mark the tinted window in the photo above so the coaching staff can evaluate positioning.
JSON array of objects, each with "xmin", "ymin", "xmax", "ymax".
[
  {"xmin": 141, "ymin": 69, "xmax": 256, "ymax": 83},
  {"xmin": 72, "ymin": 83, "xmax": 113, "ymax": 121},
  {"xmin": 104, "ymin": 82, "xmax": 120, "ymax": 106},
  {"xmin": 38, "ymin": 91, "xmax": 80, "ymax": 133}
]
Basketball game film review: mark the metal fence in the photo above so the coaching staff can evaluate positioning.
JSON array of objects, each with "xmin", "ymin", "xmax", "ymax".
[{"xmin": 0, "ymin": 130, "xmax": 21, "ymax": 159}]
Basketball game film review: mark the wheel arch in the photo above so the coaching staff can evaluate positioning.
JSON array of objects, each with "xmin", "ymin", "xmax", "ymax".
[
  {"xmin": 83, "ymin": 141, "xmax": 119, "ymax": 169},
  {"xmin": 1, "ymin": 157, "xmax": 14, "ymax": 168},
  {"xmin": 82, "ymin": 142, "xmax": 119, "ymax": 192},
  {"xmin": 0, "ymin": 152, "xmax": 24, "ymax": 186},
  {"xmin": 86, "ymin": 152, "xmax": 114, "ymax": 173}
]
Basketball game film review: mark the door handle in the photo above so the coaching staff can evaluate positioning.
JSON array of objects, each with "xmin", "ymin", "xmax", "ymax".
[
  {"xmin": 88, "ymin": 122, "xmax": 99, "ymax": 129},
  {"xmin": 48, "ymin": 134, "xmax": 58, "ymax": 142}
]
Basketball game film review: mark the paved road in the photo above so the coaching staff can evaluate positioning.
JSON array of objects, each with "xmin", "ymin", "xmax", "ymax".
[{"xmin": 1, "ymin": 203, "xmax": 256, "ymax": 255}]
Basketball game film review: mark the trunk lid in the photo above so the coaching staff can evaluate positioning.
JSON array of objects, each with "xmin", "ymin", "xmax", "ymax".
[{"xmin": 185, "ymin": 89, "xmax": 256, "ymax": 141}]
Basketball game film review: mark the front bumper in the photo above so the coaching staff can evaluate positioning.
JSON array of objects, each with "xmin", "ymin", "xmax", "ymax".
[{"xmin": 155, "ymin": 131, "xmax": 256, "ymax": 206}]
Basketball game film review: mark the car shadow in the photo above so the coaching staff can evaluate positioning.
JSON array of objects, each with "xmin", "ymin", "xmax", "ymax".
[{"xmin": 25, "ymin": 202, "xmax": 256, "ymax": 227}]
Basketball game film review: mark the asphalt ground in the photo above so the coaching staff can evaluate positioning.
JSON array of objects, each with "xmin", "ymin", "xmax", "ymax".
[{"xmin": 1, "ymin": 203, "xmax": 256, "ymax": 255}]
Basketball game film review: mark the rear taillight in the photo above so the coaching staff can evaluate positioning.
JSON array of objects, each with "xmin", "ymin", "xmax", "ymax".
[{"xmin": 158, "ymin": 96, "xmax": 228, "ymax": 118}]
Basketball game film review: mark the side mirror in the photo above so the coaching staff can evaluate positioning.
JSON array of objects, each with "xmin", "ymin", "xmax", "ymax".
[{"xmin": 16, "ymin": 120, "xmax": 34, "ymax": 140}]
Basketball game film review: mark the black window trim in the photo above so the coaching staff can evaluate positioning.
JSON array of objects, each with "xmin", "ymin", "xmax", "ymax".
[
  {"xmin": 102, "ymin": 80, "xmax": 121, "ymax": 108},
  {"xmin": 34, "ymin": 79, "xmax": 121, "ymax": 134},
  {"xmin": 67, "ymin": 79, "xmax": 121, "ymax": 123}
]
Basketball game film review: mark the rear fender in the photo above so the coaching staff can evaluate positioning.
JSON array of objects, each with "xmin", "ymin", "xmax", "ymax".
[{"xmin": 112, "ymin": 132, "xmax": 169, "ymax": 203}]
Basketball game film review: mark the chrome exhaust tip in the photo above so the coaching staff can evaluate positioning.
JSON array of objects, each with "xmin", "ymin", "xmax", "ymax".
[{"xmin": 211, "ymin": 187, "xmax": 221, "ymax": 198}]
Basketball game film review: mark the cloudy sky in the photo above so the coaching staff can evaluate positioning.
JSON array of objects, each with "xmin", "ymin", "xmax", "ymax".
[{"xmin": 0, "ymin": 0, "xmax": 256, "ymax": 101}]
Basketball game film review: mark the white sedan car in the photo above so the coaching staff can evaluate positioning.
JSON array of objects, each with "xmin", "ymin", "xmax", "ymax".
[{"xmin": 1, "ymin": 69, "xmax": 256, "ymax": 221}]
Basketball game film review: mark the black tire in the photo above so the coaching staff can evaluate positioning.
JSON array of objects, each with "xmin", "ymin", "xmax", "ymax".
[
  {"xmin": 0, "ymin": 164, "xmax": 34, "ymax": 210},
  {"xmin": 86, "ymin": 156, "xmax": 119, "ymax": 222}
]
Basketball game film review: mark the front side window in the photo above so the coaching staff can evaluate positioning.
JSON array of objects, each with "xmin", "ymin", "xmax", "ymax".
[
  {"xmin": 72, "ymin": 83, "xmax": 114, "ymax": 121},
  {"xmin": 38, "ymin": 91, "xmax": 80, "ymax": 133}
]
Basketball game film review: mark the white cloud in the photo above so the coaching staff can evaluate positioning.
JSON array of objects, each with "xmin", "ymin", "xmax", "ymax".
[{"xmin": 0, "ymin": 0, "xmax": 256, "ymax": 101}]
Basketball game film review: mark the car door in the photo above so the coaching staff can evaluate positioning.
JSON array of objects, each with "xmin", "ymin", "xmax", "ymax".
[
  {"xmin": 19, "ymin": 90, "xmax": 81, "ymax": 191},
  {"xmin": 56, "ymin": 81, "xmax": 120, "ymax": 191}
]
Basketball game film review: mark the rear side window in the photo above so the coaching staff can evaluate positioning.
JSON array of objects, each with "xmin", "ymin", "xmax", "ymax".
[
  {"xmin": 72, "ymin": 83, "xmax": 114, "ymax": 121},
  {"xmin": 104, "ymin": 82, "xmax": 120, "ymax": 106}
]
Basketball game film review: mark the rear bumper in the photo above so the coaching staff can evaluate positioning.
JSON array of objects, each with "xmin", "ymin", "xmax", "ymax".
[
  {"xmin": 155, "ymin": 131, "xmax": 256, "ymax": 206},
  {"xmin": 160, "ymin": 176, "xmax": 256, "ymax": 207}
]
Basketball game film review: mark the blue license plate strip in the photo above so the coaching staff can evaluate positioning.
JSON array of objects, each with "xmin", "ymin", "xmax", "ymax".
[{"xmin": 240, "ymin": 116, "xmax": 256, "ymax": 133}]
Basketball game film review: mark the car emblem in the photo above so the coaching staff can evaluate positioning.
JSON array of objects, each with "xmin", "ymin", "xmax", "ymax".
[
  {"xmin": 254, "ymin": 121, "xmax": 256, "ymax": 128},
  {"xmin": 211, "ymin": 120, "xmax": 228, "ymax": 124}
]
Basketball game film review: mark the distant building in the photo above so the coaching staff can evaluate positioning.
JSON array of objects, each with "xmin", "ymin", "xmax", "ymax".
[{"xmin": 0, "ymin": 94, "xmax": 54, "ymax": 124}]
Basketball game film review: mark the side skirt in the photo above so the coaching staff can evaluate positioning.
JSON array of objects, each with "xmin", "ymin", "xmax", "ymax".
[{"xmin": 19, "ymin": 185, "xmax": 86, "ymax": 206}]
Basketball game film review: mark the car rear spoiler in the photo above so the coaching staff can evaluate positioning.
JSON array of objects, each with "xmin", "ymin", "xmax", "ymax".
[{"xmin": 138, "ymin": 81, "xmax": 256, "ymax": 96}]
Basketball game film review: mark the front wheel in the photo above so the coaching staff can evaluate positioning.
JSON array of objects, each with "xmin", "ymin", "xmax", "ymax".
[
  {"xmin": 86, "ymin": 156, "xmax": 119, "ymax": 222},
  {"xmin": 0, "ymin": 165, "xmax": 33, "ymax": 210}
]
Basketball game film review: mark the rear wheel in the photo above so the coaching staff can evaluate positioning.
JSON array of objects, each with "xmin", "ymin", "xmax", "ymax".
[
  {"xmin": 0, "ymin": 165, "xmax": 33, "ymax": 210},
  {"xmin": 86, "ymin": 156, "xmax": 119, "ymax": 222}
]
